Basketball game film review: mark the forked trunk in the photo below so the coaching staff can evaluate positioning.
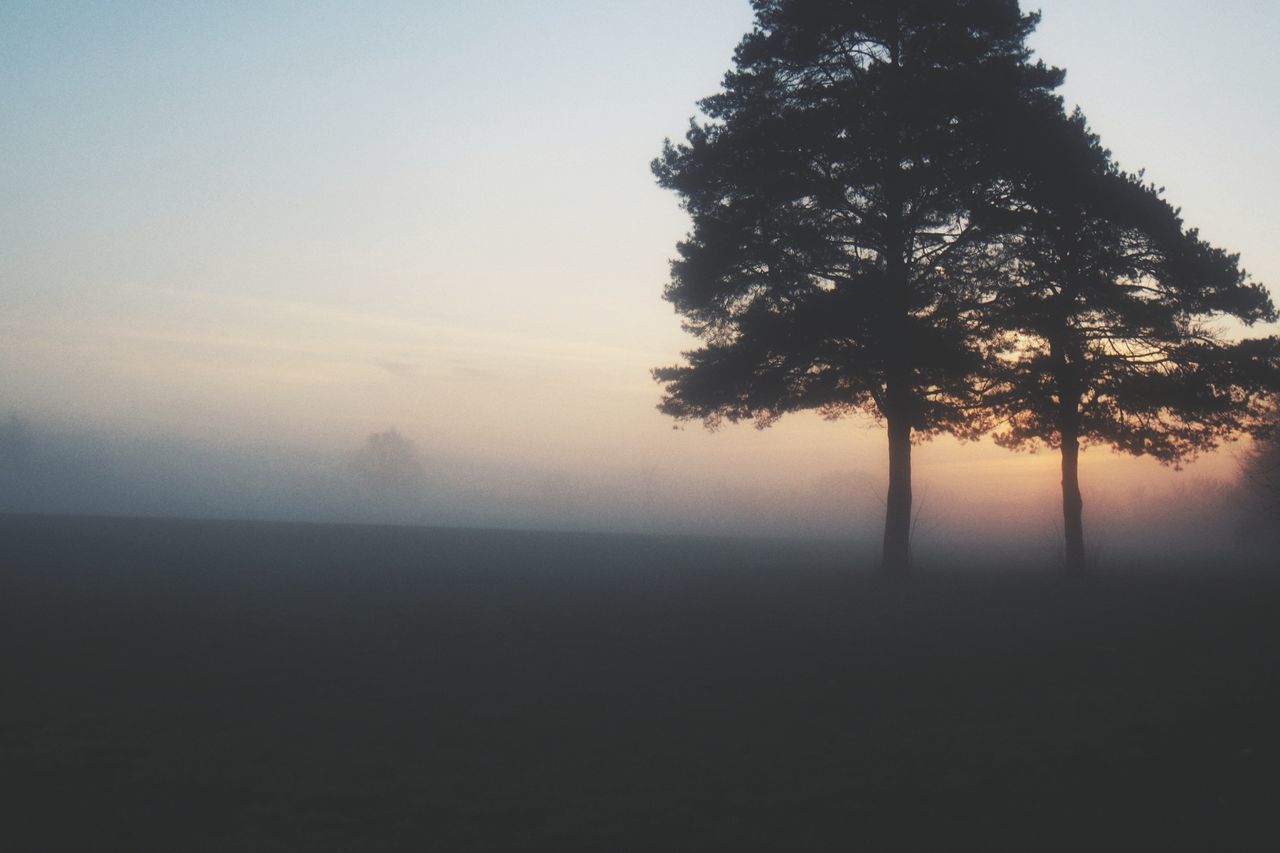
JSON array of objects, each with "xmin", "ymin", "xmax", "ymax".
[
  {"xmin": 1060, "ymin": 430, "xmax": 1085, "ymax": 574},
  {"xmin": 883, "ymin": 416, "xmax": 913, "ymax": 575}
]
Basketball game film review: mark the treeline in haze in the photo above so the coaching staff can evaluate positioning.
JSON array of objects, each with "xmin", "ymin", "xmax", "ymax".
[{"xmin": 653, "ymin": 0, "xmax": 1280, "ymax": 573}]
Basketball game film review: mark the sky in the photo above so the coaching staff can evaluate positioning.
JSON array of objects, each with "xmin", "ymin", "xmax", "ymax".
[{"xmin": 2, "ymin": 1, "xmax": 1277, "ymax": 547}]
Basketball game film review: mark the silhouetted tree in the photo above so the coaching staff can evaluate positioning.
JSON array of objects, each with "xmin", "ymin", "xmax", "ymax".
[
  {"xmin": 0, "ymin": 414, "xmax": 35, "ymax": 510},
  {"xmin": 0, "ymin": 414, "xmax": 33, "ymax": 473},
  {"xmin": 1241, "ymin": 421, "xmax": 1280, "ymax": 523},
  {"xmin": 652, "ymin": 0, "xmax": 1063, "ymax": 572},
  {"xmin": 981, "ymin": 111, "xmax": 1280, "ymax": 573}
]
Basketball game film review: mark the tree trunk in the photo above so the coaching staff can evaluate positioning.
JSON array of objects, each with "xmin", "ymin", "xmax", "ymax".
[
  {"xmin": 1051, "ymin": 320, "xmax": 1085, "ymax": 575},
  {"xmin": 883, "ymin": 416, "xmax": 913, "ymax": 575},
  {"xmin": 1060, "ymin": 430, "xmax": 1085, "ymax": 574},
  {"xmin": 879, "ymin": 104, "xmax": 911, "ymax": 576}
]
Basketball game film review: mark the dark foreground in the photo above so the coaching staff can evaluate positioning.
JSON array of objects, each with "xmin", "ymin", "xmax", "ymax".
[{"xmin": 2, "ymin": 515, "xmax": 1278, "ymax": 851}]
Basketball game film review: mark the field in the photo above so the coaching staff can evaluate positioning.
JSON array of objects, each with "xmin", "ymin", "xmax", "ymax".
[{"xmin": 3, "ymin": 514, "xmax": 1278, "ymax": 851}]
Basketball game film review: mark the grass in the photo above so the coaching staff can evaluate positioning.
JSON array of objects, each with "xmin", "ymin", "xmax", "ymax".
[{"xmin": 2, "ymin": 514, "xmax": 1278, "ymax": 851}]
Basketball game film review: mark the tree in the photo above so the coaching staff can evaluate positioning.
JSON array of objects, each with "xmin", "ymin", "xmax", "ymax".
[
  {"xmin": 0, "ymin": 413, "xmax": 33, "ymax": 474},
  {"xmin": 0, "ymin": 414, "xmax": 35, "ymax": 511},
  {"xmin": 353, "ymin": 429, "xmax": 426, "ymax": 497},
  {"xmin": 1241, "ymin": 420, "xmax": 1280, "ymax": 524},
  {"xmin": 652, "ymin": 0, "xmax": 1062, "ymax": 572},
  {"xmin": 981, "ymin": 111, "xmax": 1280, "ymax": 573}
]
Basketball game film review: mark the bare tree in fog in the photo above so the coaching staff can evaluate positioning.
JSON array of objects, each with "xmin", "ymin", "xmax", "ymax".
[
  {"xmin": 652, "ymin": 0, "xmax": 1063, "ymax": 574},
  {"xmin": 352, "ymin": 429, "xmax": 426, "ymax": 498},
  {"xmin": 979, "ymin": 110, "xmax": 1280, "ymax": 573}
]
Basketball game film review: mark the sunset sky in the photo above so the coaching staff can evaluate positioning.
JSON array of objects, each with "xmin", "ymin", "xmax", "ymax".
[{"xmin": 3, "ymin": 1, "xmax": 1277, "ymax": 541}]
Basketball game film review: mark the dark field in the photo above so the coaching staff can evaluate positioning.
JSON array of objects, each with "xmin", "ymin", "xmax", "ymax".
[{"xmin": 2, "ymin": 514, "xmax": 1278, "ymax": 851}]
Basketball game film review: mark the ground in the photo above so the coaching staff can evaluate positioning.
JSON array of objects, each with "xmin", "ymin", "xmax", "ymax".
[{"xmin": 2, "ymin": 514, "xmax": 1278, "ymax": 851}]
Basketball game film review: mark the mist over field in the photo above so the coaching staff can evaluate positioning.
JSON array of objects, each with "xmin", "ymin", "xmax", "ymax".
[
  {"xmin": 4, "ymin": 1, "xmax": 1277, "ymax": 573},
  {"xmin": 4, "ymin": 2, "xmax": 1280, "ymax": 848},
  {"xmin": 3, "ymin": 411, "xmax": 1273, "ymax": 569}
]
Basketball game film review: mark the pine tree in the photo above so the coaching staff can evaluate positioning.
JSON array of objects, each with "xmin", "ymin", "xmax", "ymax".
[
  {"xmin": 981, "ymin": 111, "xmax": 1280, "ymax": 573},
  {"xmin": 652, "ymin": 0, "xmax": 1062, "ymax": 573}
]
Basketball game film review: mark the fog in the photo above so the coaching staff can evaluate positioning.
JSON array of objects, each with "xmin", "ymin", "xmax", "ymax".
[
  {"xmin": 6, "ymin": 7, "xmax": 1280, "ymax": 851},
  {"xmin": 0, "ymin": 412, "xmax": 879, "ymax": 539},
  {"xmin": 3, "ymin": 3, "xmax": 1276, "ymax": 573},
  {"xmin": 3, "ymin": 411, "xmax": 1272, "ymax": 571}
]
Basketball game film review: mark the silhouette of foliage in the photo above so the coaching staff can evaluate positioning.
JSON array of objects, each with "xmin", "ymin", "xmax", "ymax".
[
  {"xmin": 1242, "ymin": 421, "xmax": 1280, "ymax": 523},
  {"xmin": 652, "ymin": 0, "xmax": 1063, "ymax": 571},
  {"xmin": 977, "ymin": 110, "xmax": 1280, "ymax": 571}
]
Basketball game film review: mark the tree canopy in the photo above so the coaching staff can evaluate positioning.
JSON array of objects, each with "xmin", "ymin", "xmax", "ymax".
[
  {"xmin": 653, "ymin": 0, "xmax": 1064, "ymax": 572},
  {"xmin": 652, "ymin": 1, "xmax": 1279, "ymax": 573},
  {"xmin": 978, "ymin": 109, "xmax": 1279, "ymax": 570}
]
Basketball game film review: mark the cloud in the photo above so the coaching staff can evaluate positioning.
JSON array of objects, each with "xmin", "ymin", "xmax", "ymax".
[
  {"xmin": 129, "ymin": 285, "xmax": 663, "ymax": 369},
  {"xmin": 376, "ymin": 360, "xmax": 422, "ymax": 380},
  {"xmin": 451, "ymin": 364, "xmax": 496, "ymax": 380}
]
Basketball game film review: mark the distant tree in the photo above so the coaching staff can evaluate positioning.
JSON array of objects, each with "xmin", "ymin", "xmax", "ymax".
[
  {"xmin": 980, "ymin": 111, "xmax": 1280, "ymax": 573},
  {"xmin": 353, "ymin": 429, "xmax": 425, "ymax": 497},
  {"xmin": 0, "ymin": 414, "xmax": 35, "ymax": 509},
  {"xmin": 0, "ymin": 414, "xmax": 33, "ymax": 473},
  {"xmin": 652, "ymin": 0, "xmax": 1063, "ymax": 573},
  {"xmin": 1241, "ymin": 421, "xmax": 1280, "ymax": 523}
]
